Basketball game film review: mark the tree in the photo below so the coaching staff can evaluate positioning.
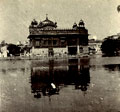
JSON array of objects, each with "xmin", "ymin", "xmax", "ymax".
[
  {"xmin": 7, "ymin": 44, "xmax": 21, "ymax": 56},
  {"xmin": 101, "ymin": 36, "xmax": 120, "ymax": 56}
]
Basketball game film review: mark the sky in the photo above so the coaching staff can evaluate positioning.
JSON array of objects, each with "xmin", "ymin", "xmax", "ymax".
[{"xmin": 0, "ymin": 0, "xmax": 120, "ymax": 43}]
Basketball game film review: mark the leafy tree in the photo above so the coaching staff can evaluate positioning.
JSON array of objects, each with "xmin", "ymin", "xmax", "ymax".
[
  {"xmin": 7, "ymin": 44, "xmax": 21, "ymax": 56},
  {"xmin": 101, "ymin": 36, "xmax": 120, "ymax": 56}
]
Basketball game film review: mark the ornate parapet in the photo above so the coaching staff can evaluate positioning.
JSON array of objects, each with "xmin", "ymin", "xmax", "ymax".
[{"xmin": 29, "ymin": 28, "xmax": 88, "ymax": 35}]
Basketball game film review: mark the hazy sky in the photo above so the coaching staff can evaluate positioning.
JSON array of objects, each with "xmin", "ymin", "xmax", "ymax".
[{"xmin": 0, "ymin": 0, "xmax": 120, "ymax": 43}]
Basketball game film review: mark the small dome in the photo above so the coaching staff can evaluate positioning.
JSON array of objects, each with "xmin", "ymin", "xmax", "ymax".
[
  {"xmin": 31, "ymin": 19, "xmax": 38, "ymax": 26},
  {"xmin": 79, "ymin": 20, "xmax": 85, "ymax": 27},
  {"xmin": 39, "ymin": 21, "xmax": 43, "ymax": 26},
  {"xmin": 73, "ymin": 22, "xmax": 77, "ymax": 29}
]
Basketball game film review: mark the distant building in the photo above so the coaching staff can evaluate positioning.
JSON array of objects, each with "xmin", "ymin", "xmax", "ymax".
[
  {"xmin": 27, "ymin": 16, "xmax": 89, "ymax": 57},
  {"xmin": 0, "ymin": 41, "xmax": 8, "ymax": 57},
  {"xmin": 88, "ymin": 39, "xmax": 102, "ymax": 55},
  {"xmin": 0, "ymin": 45, "xmax": 8, "ymax": 57}
]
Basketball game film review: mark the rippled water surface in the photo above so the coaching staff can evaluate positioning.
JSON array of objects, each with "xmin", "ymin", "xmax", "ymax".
[{"xmin": 0, "ymin": 56, "xmax": 120, "ymax": 112}]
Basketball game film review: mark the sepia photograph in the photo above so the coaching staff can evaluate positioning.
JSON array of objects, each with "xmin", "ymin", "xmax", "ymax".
[{"xmin": 0, "ymin": 0, "xmax": 120, "ymax": 112}]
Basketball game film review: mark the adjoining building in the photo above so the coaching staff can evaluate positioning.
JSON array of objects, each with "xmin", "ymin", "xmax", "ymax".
[
  {"xmin": 27, "ymin": 16, "xmax": 89, "ymax": 57},
  {"xmin": 88, "ymin": 39, "xmax": 102, "ymax": 55}
]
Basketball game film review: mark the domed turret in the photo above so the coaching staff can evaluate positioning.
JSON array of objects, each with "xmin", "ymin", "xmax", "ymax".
[
  {"xmin": 39, "ymin": 21, "xmax": 43, "ymax": 26},
  {"xmin": 31, "ymin": 19, "xmax": 38, "ymax": 26},
  {"xmin": 72, "ymin": 22, "xmax": 77, "ymax": 29},
  {"xmin": 79, "ymin": 20, "xmax": 85, "ymax": 27}
]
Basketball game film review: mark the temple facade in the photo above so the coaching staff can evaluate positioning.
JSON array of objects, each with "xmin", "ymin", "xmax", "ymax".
[{"xmin": 28, "ymin": 16, "xmax": 89, "ymax": 57}]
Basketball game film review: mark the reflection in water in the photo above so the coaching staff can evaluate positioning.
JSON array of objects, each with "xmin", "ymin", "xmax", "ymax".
[
  {"xmin": 31, "ymin": 60, "xmax": 60, "ymax": 99},
  {"xmin": 1, "ymin": 58, "xmax": 120, "ymax": 112},
  {"xmin": 75, "ymin": 65, "xmax": 90, "ymax": 91},
  {"xmin": 30, "ymin": 58, "xmax": 90, "ymax": 99},
  {"xmin": 103, "ymin": 64, "xmax": 120, "ymax": 71}
]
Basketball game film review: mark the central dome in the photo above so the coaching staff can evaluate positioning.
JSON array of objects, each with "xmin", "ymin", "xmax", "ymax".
[
  {"xmin": 38, "ymin": 16, "xmax": 57, "ymax": 29},
  {"xmin": 42, "ymin": 17, "xmax": 54, "ymax": 24}
]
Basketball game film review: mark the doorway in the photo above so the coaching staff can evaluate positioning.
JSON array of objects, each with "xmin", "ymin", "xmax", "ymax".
[{"xmin": 68, "ymin": 47, "xmax": 77, "ymax": 55}]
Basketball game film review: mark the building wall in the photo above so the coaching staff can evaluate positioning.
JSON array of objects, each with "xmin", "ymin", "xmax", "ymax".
[
  {"xmin": 31, "ymin": 37, "xmax": 67, "ymax": 48},
  {"xmin": 28, "ymin": 27, "xmax": 89, "ymax": 57},
  {"xmin": 53, "ymin": 47, "xmax": 68, "ymax": 56},
  {"xmin": 31, "ymin": 45, "xmax": 89, "ymax": 57},
  {"xmin": 31, "ymin": 47, "xmax": 68, "ymax": 56},
  {"xmin": 83, "ymin": 46, "xmax": 89, "ymax": 54},
  {"xmin": 31, "ymin": 47, "xmax": 48, "ymax": 56},
  {"xmin": 88, "ymin": 42, "xmax": 102, "ymax": 54},
  {"xmin": 79, "ymin": 46, "xmax": 89, "ymax": 56}
]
